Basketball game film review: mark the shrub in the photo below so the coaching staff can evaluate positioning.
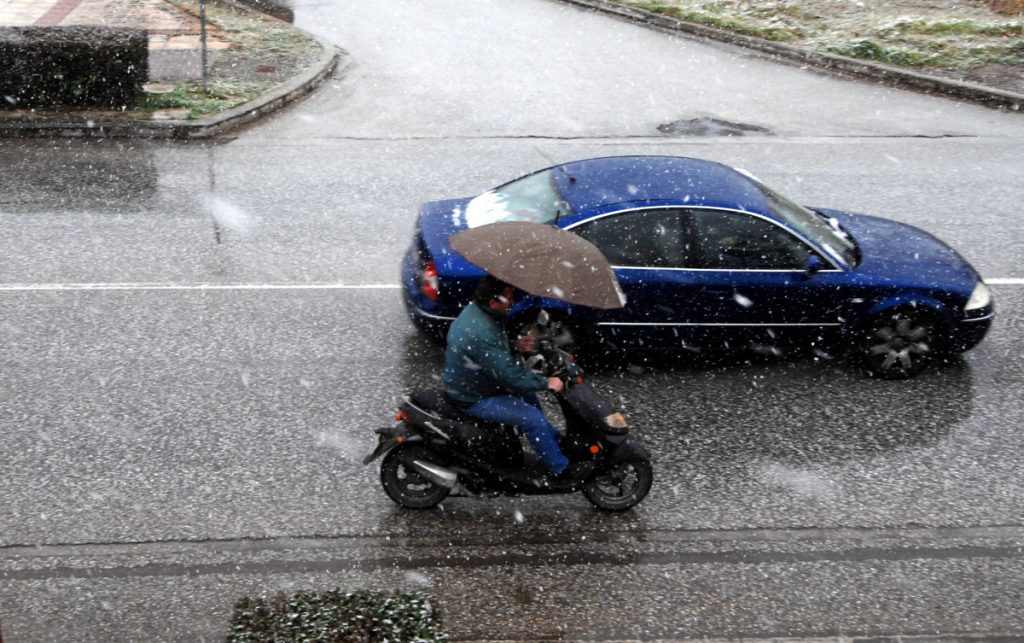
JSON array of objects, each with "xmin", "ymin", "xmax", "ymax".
[
  {"xmin": 227, "ymin": 589, "xmax": 448, "ymax": 642},
  {"xmin": 829, "ymin": 39, "xmax": 938, "ymax": 67},
  {"xmin": 0, "ymin": 26, "xmax": 147, "ymax": 109}
]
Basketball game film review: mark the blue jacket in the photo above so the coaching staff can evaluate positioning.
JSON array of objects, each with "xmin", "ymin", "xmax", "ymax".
[{"xmin": 442, "ymin": 302, "xmax": 547, "ymax": 404}]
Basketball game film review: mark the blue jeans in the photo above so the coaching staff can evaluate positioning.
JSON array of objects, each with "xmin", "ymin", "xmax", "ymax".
[{"xmin": 466, "ymin": 394, "xmax": 569, "ymax": 475}]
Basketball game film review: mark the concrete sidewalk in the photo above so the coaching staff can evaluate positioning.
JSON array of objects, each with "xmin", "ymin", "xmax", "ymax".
[{"xmin": 0, "ymin": 0, "xmax": 342, "ymax": 138}]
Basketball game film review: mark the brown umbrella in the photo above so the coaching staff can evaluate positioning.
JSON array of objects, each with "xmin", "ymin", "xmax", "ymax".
[{"xmin": 449, "ymin": 221, "xmax": 626, "ymax": 309}]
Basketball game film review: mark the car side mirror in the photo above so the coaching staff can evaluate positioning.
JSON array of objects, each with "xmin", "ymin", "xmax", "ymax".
[{"xmin": 804, "ymin": 255, "xmax": 824, "ymax": 277}]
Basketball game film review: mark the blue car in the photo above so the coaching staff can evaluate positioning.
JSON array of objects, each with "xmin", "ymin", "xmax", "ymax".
[{"xmin": 402, "ymin": 156, "xmax": 993, "ymax": 378}]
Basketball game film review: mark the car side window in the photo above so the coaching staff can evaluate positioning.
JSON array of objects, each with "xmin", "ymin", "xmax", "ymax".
[
  {"xmin": 573, "ymin": 209, "xmax": 687, "ymax": 268},
  {"xmin": 690, "ymin": 209, "xmax": 814, "ymax": 269}
]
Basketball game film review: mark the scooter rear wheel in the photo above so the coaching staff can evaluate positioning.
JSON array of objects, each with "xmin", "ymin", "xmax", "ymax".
[
  {"xmin": 380, "ymin": 445, "xmax": 450, "ymax": 509},
  {"xmin": 582, "ymin": 457, "xmax": 652, "ymax": 511}
]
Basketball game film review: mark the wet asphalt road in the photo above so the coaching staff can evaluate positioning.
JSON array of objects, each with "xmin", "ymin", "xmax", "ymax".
[{"xmin": 2, "ymin": 0, "xmax": 1024, "ymax": 640}]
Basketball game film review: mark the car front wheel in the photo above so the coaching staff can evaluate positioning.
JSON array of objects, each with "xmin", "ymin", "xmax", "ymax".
[{"xmin": 860, "ymin": 309, "xmax": 944, "ymax": 379}]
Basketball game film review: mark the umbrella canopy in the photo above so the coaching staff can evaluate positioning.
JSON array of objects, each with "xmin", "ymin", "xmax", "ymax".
[{"xmin": 449, "ymin": 221, "xmax": 626, "ymax": 310}]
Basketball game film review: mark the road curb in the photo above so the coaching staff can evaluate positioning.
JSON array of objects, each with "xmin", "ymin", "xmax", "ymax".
[
  {"xmin": 0, "ymin": 27, "xmax": 346, "ymax": 139},
  {"xmin": 556, "ymin": 0, "xmax": 1024, "ymax": 113}
]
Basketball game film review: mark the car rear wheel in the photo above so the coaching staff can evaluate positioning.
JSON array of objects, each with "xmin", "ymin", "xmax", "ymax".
[
  {"xmin": 860, "ymin": 309, "xmax": 944, "ymax": 379},
  {"xmin": 516, "ymin": 310, "xmax": 578, "ymax": 351},
  {"xmin": 516, "ymin": 309, "xmax": 625, "ymax": 367}
]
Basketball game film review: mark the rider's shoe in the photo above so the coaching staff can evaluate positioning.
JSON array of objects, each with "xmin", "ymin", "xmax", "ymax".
[
  {"xmin": 561, "ymin": 461, "xmax": 595, "ymax": 481},
  {"xmin": 544, "ymin": 461, "xmax": 594, "ymax": 490}
]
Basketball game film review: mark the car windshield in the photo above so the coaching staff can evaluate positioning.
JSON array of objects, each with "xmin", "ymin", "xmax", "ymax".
[
  {"xmin": 464, "ymin": 168, "xmax": 573, "ymax": 228},
  {"xmin": 746, "ymin": 175, "xmax": 859, "ymax": 267}
]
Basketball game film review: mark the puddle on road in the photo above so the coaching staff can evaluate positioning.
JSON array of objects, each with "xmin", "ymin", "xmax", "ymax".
[{"xmin": 658, "ymin": 117, "xmax": 772, "ymax": 136}]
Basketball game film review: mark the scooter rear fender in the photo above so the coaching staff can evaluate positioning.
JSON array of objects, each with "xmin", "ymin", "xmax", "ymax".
[{"xmin": 362, "ymin": 424, "xmax": 423, "ymax": 465}]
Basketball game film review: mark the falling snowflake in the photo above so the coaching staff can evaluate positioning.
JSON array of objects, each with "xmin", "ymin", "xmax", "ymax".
[
  {"xmin": 733, "ymin": 293, "xmax": 753, "ymax": 308},
  {"xmin": 207, "ymin": 195, "xmax": 257, "ymax": 237},
  {"xmin": 405, "ymin": 571, "xmax": 431, "ymax": 586},
  {"xmin": 750, "ymin": 343, "xmax": 782, "ymax": 357}
]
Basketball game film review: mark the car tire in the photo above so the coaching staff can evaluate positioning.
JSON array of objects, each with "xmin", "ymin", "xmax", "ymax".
[
  {"xmin": 515, "ymin": 310, "xmax": 579, "ymax": 351},
  {"xmin": 860, "ymin": 309, "xmax": 945, "ymax": 379},
  {"xmin": 515, "ymin": 310, "xmax": 624, "ymax": 368}
]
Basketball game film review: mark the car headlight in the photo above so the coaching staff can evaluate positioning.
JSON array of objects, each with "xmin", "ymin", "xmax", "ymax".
[{"xmin": 965, "ymin": 281, "xmax": 991, "ymax": 311}]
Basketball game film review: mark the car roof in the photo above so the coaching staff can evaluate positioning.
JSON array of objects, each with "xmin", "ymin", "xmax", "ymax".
[{"xmin": 540, "ymin": 155, "xmax": 774, "ymax": 219}]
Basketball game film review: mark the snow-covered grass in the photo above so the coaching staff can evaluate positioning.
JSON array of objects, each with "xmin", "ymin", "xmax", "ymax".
[
  {"xmin": 141, "ymin": 79, "xmax": 277, "ymax": 119},
  {"xmin": 622, "ymin": 0, "xmax": 1024, "ymax": 70}
]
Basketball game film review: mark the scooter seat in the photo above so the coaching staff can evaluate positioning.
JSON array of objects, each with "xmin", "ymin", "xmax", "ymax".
[
  {"xmin": 407, "ymin": 389, "xmax": 474, "ymax": 423},
  {"xmin": 405, "ymin": 389, "xmax": 524, "ymax": 468}
]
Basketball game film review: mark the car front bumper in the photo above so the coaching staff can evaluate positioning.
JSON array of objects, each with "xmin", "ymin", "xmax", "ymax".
[{"xmin": 952, "ymin": 309, "xmax": 994, "ymax": 352}]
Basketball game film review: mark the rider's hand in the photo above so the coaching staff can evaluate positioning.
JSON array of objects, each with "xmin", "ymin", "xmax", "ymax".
[
  {"xmin": 546, "ymin": 376, "xmax": 564, "ymax": 393},
  {"xmin": 515, "ymin": 333, "xmax": 536, "ymax": 354}
]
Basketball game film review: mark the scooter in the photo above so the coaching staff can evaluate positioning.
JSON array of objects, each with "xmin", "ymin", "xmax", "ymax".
[{"xmin": 363, "ymin": 315, "xmax": 653, "ymax": 511}]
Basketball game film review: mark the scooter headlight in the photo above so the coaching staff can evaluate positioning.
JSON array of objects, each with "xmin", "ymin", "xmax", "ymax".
[
  {"xmin": 604, "ymin": 412, "xmax": 628, "ymax": 429},
  {"xmin": 965, "ymin": 281, "xmax": 991, "ymax": 311}
]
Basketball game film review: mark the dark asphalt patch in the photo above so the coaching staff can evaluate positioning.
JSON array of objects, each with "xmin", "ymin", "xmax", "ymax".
[{"xmin": 658, "ymin": 116, "xmax": 773, "ymax": 136}]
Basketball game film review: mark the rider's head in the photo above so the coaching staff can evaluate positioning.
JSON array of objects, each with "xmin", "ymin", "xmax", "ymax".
[{"xmin": 475, "ymin": 275, "xmax": 517, "ymax": 315}]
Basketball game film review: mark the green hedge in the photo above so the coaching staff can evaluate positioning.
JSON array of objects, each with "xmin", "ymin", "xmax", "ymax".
[
  {"xmin": 0, "ymin": 26, "xmax": 147, "ymax": 109},
  {"xmin": 227, "ymin": 589, "xmax": 448, "ymax": 642}
]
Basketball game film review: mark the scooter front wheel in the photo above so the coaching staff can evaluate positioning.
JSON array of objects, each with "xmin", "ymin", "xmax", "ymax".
[
  {"xmin": 582, "ymin": 457, "xmax": 653, "ymax": 511},
  {"xmin": 380, "ymin": 445, "xmax": 450, "ymax": 509}
]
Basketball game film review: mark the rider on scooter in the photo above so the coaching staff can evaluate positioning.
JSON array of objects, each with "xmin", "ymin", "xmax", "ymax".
[{"xmin": 441, "ymin": 275, "xmax": 593, "ymax": 482}]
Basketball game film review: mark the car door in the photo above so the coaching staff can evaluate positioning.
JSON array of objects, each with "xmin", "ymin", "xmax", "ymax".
[
  {"xmin": 570, "ymin": 208, "xmax": 723, "ymax": 351},
  {"xmin": 686, "ymin": 208, "xmax": 847, "ymax": 351}
]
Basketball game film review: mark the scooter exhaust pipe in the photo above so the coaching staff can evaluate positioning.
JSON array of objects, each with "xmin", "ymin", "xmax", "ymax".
[{"xmin": 410, "ymin": 459, "xmax": 459, "ymax": 489}]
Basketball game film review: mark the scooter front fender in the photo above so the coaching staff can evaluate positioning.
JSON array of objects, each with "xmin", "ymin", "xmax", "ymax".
[{"xmin": 605, "ymin": 438, "xmax": 651, "ymax": 466}]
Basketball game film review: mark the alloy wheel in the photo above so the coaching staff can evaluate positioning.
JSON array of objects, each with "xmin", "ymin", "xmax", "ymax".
[{"xmin": 863, "ymin": 311, "xmax": 938, "ymax": 379}]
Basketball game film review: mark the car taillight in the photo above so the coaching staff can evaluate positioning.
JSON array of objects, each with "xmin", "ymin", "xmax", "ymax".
[{"xmin": 421, "ymin": 260, "xmax": 439, "ymax": 301}]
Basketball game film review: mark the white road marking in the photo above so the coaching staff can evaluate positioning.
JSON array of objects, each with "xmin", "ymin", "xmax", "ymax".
[
  {"xmin": 0, "ymin": 283, "xmax": 403, "ymax": 292},
  {"xmin": 0, "ymin": 279, "xmax": 1020, "ymax": 292}
]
